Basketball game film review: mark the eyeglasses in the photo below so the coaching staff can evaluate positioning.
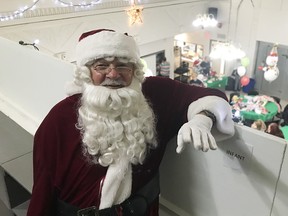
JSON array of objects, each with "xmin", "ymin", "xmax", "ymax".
[{"xmin": 92, "ymin": 64, "xmax": 133, "ymax": 75}]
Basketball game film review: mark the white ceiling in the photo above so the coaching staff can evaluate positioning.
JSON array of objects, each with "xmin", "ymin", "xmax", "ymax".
[
  {"xmin": 0, "ymin": 0, "xmax": 224, "ymax": 61},
  {"xmin": 1, "ymin": 0, "xmax": 142, "ymax": 11},
  {"xmin": 0, "ymin": 0, "xmax": 194, "ymax": 16}
]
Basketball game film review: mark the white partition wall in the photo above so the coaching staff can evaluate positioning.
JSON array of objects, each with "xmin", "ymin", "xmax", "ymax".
[
  {"xmin": 0, "ymin": 112, "xmax": 33, "ymax": 215},
  {"xmin": 160, "ymin": 124, "xmax": 287, "ymax": 216},
  {"xmin": 0, "ymin": 36, "xmax": 74, "ymax": 135},
  {"xmin": 271, "ymin": 143, "xmax": 288, "ymax": 216}
]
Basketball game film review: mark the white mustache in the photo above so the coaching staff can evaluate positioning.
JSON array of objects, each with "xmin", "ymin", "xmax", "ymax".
[{"xmin": 100, "ymin": 79, "xmax": 126, "ymax": 86}]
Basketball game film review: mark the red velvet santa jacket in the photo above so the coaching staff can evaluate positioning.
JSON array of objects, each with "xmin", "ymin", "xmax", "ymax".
[{"xmin": 27, "ymin": 77, "xmax": 227, "ymax": 216}]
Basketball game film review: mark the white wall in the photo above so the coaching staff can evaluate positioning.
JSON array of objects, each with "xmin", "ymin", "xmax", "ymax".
[
  {"xmin": 272, "ymin": 144, "xmax": 288, "ymax": 216},
  {"xmin": 256, "ymin": 0, "xmax": 288, "ymax": 44}
]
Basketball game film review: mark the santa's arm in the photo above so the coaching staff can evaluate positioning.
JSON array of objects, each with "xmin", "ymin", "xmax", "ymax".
[{"xmin": 177, "ymin": 96, "xmax": 235, "ymax": 153}]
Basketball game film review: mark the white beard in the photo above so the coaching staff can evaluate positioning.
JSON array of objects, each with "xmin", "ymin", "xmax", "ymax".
[{"xmin": 77, "ymin": 78, "xmax": 157, "ymax": 167}]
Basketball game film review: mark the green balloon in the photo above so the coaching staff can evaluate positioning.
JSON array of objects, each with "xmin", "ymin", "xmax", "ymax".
[
  {"xmin": 241, "ymin": 57, "xmax": 250, "ymax": 67},
  {"xmin": 141, "ymin": 58, "xmax": 148, "ymax": 71}
]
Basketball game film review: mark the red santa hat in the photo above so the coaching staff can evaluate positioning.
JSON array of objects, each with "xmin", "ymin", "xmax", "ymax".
[{"xmin": 75, "ymin": 29, "xmax": 141, "ymax": 66}]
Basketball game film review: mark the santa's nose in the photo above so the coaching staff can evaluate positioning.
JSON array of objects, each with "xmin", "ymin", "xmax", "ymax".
[{"xmin": 106, "ymin": 67, "xmax": 120, "ymax": 79}]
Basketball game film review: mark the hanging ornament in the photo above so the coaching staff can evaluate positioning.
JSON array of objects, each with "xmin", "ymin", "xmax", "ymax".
[
  {"xmin": 258, "ymin": 44, "xmax": 280, "ymax": 83},
  {"xmin": 266, "ymin": 55, "xmax": 278, "ymax": 66},
  {"xmin": 270, "ymin": 44, "xmax": 278, "ymax": 56},
  {"xmin": 264, "ymin": 67, "xmax": 279, "ymax": 82},
  {"xmin": 237, "ymin": 66, "xmax": 246, "ymax": 76},
  {"xmin": 266, "ymin": 44, "xmax": 278, "ymax": 66},
  {"xmin": 240, "ymin": 75, "xmax": 250, "ymax": 86}
]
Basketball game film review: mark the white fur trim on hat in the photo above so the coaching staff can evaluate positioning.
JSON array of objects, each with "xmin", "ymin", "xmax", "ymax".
[
  {"xmin": 76, "ymin": 30, "xmax": 140, "ymax": 66},
  {"xmin": 187, "ymin": 96, "xmax": 235, "ymax": 141}
]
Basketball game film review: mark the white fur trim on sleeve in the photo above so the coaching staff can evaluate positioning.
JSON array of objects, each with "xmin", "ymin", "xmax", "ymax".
[{"xmin": 187, "ymin": 96, "xmax": 235, "ymax": 141}]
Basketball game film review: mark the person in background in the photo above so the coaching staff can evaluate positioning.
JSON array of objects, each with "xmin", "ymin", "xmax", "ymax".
[
  {"xmin": 27, "ymin": 29, "xmax": 234, "ymax": 216},
  {"xmin": 231, "ymin": 69, "xmax": 241, "ymax": 92},
  {"xmin": 266, "ymin": 122, "xmax": 284, "ymax": 138},
  {"xmin": 280, "ymin": 104, "xmax": 288, "ymax": 140},
  {"xmin": 159, "ymin": 56, "xmax": 170, "ymax": 77},
  {"xmin": 188, "ymin": 69, "xmax": 205, "ymax": 87},
  {"xmin": 251, "ymin": 119, "xmax": 266, "ymax": 131},
  {"xmin": 199, "ymin": 56, "xmax": 211, "ymax": 78},
  {"xmin": 280, "ymin": 104, "xmax": 288, "ymax": 127}
]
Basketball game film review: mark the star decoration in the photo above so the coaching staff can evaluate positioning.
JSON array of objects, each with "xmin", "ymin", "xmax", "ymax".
[{"xmin": 126, "ymin": 4, "xmax": 143, "ymax": 25}]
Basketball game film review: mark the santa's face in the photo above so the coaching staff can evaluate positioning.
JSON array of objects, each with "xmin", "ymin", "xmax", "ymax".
[
  {"xmin": 87, "ymin": 57, "xmax": 134, "ymax": 88},
  {"xmin": 77, "ymin": 73, "xmax": 157, "ymax": 167}
]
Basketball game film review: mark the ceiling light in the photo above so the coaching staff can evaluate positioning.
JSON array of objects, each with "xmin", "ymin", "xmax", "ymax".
[
  {"xmin": 192, "ymin": 14, "xmax": 218, "ymax": 28},
  {"xmin": 209, "ymin": 41, "xmax": 245, "ymax": 61},
  {"xmin": 209, "ymin": 0, "xmax": 247, "ymax": 64}
]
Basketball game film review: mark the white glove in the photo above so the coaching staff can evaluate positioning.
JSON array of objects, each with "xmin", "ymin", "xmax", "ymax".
[
  {"xmin": 185, "ymin": 96, "xmax": 235, "ymax": 142},
  {"xmin": 176, "ymin": 114, "xmax": 217, "ymax": 153}
]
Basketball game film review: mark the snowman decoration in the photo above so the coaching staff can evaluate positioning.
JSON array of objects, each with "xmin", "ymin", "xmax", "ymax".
[{"xmin": 261, "ymin": 44, "xmax": 279, "ymax": 82}]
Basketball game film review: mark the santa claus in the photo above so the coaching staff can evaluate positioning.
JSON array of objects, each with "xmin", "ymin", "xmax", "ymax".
[{"xmin": 27, "ymin": 29, "xmax": 234, "ymax": 216}]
